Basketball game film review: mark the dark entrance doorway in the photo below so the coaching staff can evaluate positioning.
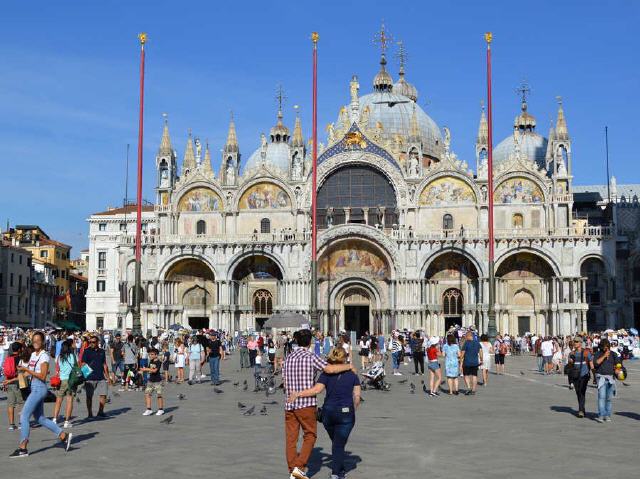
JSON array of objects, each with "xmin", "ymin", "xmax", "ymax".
[
  {"xmin": 444, "ymin": 316, "xmax": 460, "ymax": 333},
  {"xmin": 189, "ymin": 317, "xmax": 208, "ymax": 330},
  {"xmin": 517, "ymin": 316, "xmax": 529, "ymax": 336},
  {"xmin": 345, "ymin": 305, "xmax": 369, "ymax": 338}
]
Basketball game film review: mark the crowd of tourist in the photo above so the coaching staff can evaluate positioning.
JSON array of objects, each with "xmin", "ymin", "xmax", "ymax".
[{"xmin": 0, "ymin": 324, "xmax": 636, "ymax": 476}]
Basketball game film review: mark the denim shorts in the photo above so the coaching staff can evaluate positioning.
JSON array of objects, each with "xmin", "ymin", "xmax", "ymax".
[{"xmin": 428, "ymin": 361, "xmax": 440, "ymax": 371}]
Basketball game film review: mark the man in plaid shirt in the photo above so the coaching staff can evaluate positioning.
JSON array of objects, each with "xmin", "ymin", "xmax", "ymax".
[
  {"xmin": 237, "ymin": 333, "xmax": 250, "ymax": 369},
  {"xmin": 283, "ymin": 329, "xmax": 353, "ymax": 479}
]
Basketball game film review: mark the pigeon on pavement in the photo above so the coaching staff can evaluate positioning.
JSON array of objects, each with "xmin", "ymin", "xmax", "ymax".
[
  {"xmin": 410, "ymin": 383, "xmax": 416, "ymax": 394},
  {"xmin": 237, "ymin": 402, "xmax": 246, "ymax": 409},
  {"xmin": 177, "ymin": 393, "xmax": 186, "ymax": 400},
  {"xmin": 397, "ymin": 379, "xmax": 408, "ymax": 384},
  {"xmin": 260, "ymin": 406, "xmax": 268, "ymax": 415},
  {"xmin": 243, "ymin": 406, "xmax": 256, "ymax": 416},
  {"xmin": 160, "ymin": 415, "xmax": 174, "ymax": 425},
  {"xmin": 213, "ymin": 388, "xmax": 224, "ymax": 394}
]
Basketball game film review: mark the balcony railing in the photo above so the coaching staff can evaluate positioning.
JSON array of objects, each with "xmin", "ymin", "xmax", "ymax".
[{"xmin": 119, "ymin": 231, "xmax": 312, "ymax": 246}]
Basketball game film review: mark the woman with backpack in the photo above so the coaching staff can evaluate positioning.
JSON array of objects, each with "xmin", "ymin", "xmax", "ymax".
[
  {"xmin": 11, "ymin": 331, "xmax": 72, "ymax": 458},
  {"xmin": 494, "ymin": 334, "xmax": 508, "ymax": 375},
  {"xmin": 52, "ymin": 339, "xmax": 78, "ymax": 429},
  {"xmin": 567, "ymin": 338, "xmax": 593, "ymax": 418},
  {"xmin": 411, "ymin": 331, "xmax": 425, "ymax": 376}
]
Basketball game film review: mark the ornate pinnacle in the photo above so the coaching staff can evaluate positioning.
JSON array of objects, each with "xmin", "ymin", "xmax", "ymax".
[
  {"xmin": 311, "ymin": 32, "xmax": 319, "ymax": 44},
  {"xmin": 484, "ymin": 32, "xmax": 492, "ymax": 44},
  {"xmin": 138, "ymin": 32, "xmax": 147, "ymax": 45}
]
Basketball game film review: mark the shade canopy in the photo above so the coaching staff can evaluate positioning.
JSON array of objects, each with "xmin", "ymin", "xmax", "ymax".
[{"xmin": 263, "ymin": 312, "xmax": 309, "ymax": 329}]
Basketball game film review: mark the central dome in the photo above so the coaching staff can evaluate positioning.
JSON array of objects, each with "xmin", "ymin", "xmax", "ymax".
[
  {"xmin": 244, "ymin": 142, "xmax": 291, "ymax": 173},
  {"xmin": 493, "ymin": 131, "xmax": 548, "ymax": 169},
  {"xmin": 357, "ymin": 91, "xmax": 442, "ymax": 159}
]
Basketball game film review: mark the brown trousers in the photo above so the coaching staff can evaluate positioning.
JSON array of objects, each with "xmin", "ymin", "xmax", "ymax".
[{"xmin": 285, "ymin": 406, "xmax": 317, "ymax": 472}]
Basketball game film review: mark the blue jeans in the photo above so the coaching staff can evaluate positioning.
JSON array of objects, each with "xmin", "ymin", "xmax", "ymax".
[
  {"xmin": 208, "ymin": 356, "xmax": 220, "ymax": 384},
  {"xmin": 20, "ymin": 379, "xmax": 62, "ymax": 444},
  {"xmin": 322, "ymin": 406, "xmax": 355, "ymax": 475},
  {"xmin": 536, "ymin": 356, "xmax": 543, "ymax": 372},
  {"xmin": 597, "ymin": 380, "xmax": 614, "ymax": 418},
  {"xmin": 392, "ymin": 351, "xmax": 401, "ymax": 370},
  {"xmin": 139, "ymin": 358, "xmax": 149, "ymax": 385}
]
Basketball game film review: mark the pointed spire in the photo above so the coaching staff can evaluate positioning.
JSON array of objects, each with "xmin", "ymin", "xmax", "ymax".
[
  {"xmin": 546, "ymin": 120, "xmax": 556, "ymax": 161},
  {"xmin": 373, "ymin": 23, "xmax": 394, "ymax": 92},
  {"xmin": 224, "ymin": 111, "xmax": 239, "ymax": 153},
  {"xmin": 159, "ymin": 113, "xmax": 172, "ymax": 155},
  {"xmin": 182, "ymin": 130, "xmax": 196, "ymax": 175},
  {"xmin": 201, "ymin": 140, "xmax": 214, "ymax": 176},
  {"xmin": 555, "ymin": 96, "xmax": 569, "ymax": 140},
  {"xmin": 270, "ymin": 85, "xmax": 290, "ymax": 142},
  {"xmin": 292, "ymin": 106, "xmax": 304, "ymax": 147},
  {"xmin": 477, "ymin": 101, "xmax": 488, "ymax": 144}
]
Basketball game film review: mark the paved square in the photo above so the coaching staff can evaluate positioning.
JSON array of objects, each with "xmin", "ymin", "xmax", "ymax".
[{"xmin": 1, "ymin": 355, "xmax": 637, "ymax": 478}]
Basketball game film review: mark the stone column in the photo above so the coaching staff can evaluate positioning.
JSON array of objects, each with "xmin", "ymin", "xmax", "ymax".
[{"xmin": 363, "ymin": 207, "xmax": 369, "ymax": 225}]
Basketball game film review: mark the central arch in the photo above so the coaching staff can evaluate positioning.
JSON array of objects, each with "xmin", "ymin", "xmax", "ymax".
[
  {"xmin": 164, "ymin": 258, "xmax": 217, "ymax": 329},
  {"xmin": 328, "ymin": 278, "xmax": 381, "ymax": 338}
]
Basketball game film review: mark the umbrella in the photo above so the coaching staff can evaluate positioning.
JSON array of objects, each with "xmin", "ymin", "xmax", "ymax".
[
  {"xmin": 168, "ymin": 324, "xmax": 183, "ymax": 331},
  {"xmin": 263, "ymin": 312, "xmax": 309, "ymax": 329}
]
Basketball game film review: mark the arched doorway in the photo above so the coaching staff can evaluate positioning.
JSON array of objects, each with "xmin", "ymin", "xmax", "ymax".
[
  {"xmin": 165, "ymin": 258, "xmax": 216, "ymax": 329},
  {"xmin": 342, "ymin": 287, "xmax": 371, "ymax": 338},
  {"xmin": 231, "ymin": 254, "xmax": 283, "ymax": 332},
  {"xmin": 425, "ymin": 252, "xmax": 479, "ymax": 334},
  {"xmin": 496, "ymin": 252, "xmax": 555, "ymax": 335}
]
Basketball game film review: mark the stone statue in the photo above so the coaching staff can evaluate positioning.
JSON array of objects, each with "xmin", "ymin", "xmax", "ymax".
[
  {"xmin": 443, "ymin": 127, "xmax": 451, "ymax": 151},
  {"xmin": 408, "ymin": 185, "xmax": 416, "ymax": 202},
  {"xmin": 292, "ymin": 153, "xmax": 303, "ymax": 180},
  {"xmin": 160, "ymin": 168, "xmax": 169, "ymax": 187},
  {"xmin": 326, "ymin": 207, "xmax": 334, "ymax": 227},
  {"xmin": 326, "ymin": 123, "xmax": 335, "ymax": 144},
  {"xmin": 226, "ymin": 161, "xmax": 235, "ymax": 184},
  {"xmin": 376, "ymin": 207, "xmax": 384, "ymax": 226},
  {"xmin": 408, "ymin": 149, "xmax": 420, "ymax": 177},
  {"xmin": 260, "ymin": 133, "xmax": 267, "ymax": 148},
  {"xmin": 194, "ymin": 137, "xmax": 202, "ymax": 163},
  {"xmin": 359, "ymin": 106, "xmax": 370, "ymax": 128},
  {"xmin": 481, "ymin": 185, "xmax": 488, "ymax": 202},
  {"xmin": 350, "ymin": 75, "xmax": 359, "ymax": 104}
]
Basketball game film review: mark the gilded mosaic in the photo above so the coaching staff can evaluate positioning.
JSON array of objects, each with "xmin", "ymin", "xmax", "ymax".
[
  {"xmin": 496, "ymin": 178, "xmax": 543, "ymax": 204},
  {"xmin": 419, "ymin": 177, "xmax": 475, "ymax": 206},
  {"xmin": 320, "ymin": 241, "xmax": 388, "ymax": 279},
  {"xmin": 178, "ymin": 188, "xmax": 221, "ymax": 212},
  {"xmin": 239, "ymin": 183, "xmax": 290, "ymax": 209}
]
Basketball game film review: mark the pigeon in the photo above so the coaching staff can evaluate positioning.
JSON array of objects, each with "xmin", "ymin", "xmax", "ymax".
[
  {"xmin": 410, "ymin": 382, "xmax": 416, "ymax": 394},
  {"xmin": 622, "ymin": 382, "xmax": 630, "ymax": 387},
  {"xmin": 160, "ymin": 415, "xmax": 174, "ymax": 425},
  {"xmin": 397, "ymin": 379, "xmax": 408, "ymax": 384},
  {"xmin": 237, "ymin": 402, "xmax": 247, "ymax": 409},
  {"xmin": 262, "ymin": 400, "xmax": 278, "ymax": 405},
  {"xmin": 520, "ymin": 371, "xmax": 525, "ymax": 376},
  {"xmin": 76, "ymin": 396, "xmax": 81, "ymax": 403},
  {"xmin": 106, "ymin": 396, "xmax": 112, "ymax": 404},
  {"xmin": 260, "ymin": 406, "xmax": 268, "ymax": 415},
  {"xmin": 233, "ymin": 382, "xmax": 239, "ymax": 387},
  {"xmin": 213, "ymin": 388, "xmax": 224, "ymax": 394},
  {"xmin": 243, "ymin": 379, "xmax": 248, "ymax": 385},
  {"xmin": 177, "ymin": 393, "xmax": 186, "ymax": 400},
  {"xmin": 422, "ymin": 383, "xmax": 429, "ymax": 394},
  {"xmin": 242, "ymin": 384, "xmax": 248, "ymax": 391},
  {"xmin": 243, "ymin": 405, "xmax": 256, "ymax": 416},
  {"xmin": 113, "ymin": 392, "xmax": 121, "ymax": 397}
]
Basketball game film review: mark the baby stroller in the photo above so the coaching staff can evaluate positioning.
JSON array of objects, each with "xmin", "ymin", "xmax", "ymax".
[{"xmin": 361, "ymin": 360, "xmax": 391, "ymax": 391}]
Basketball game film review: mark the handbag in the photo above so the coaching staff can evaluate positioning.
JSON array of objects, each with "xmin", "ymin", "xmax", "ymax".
[
  {"xmin": 68, "ymin": 356, "xmax": 85, "ymax": 390},
  {"xmin": 317, "ymin": 373, "xmax": 343, "ymax": 422},
  {"xmin": 50, "ymin": 358, "xmax": 61, "ymax": 389}
]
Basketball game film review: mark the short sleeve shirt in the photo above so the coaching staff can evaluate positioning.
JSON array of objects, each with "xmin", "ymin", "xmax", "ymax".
[
  {"xmin": 189, "ymin": 343, "xmax": 203, "ymax": 360},
  {"xmin": 318, "ymin": 371, "xmax": 360, "ymax": 409},
  {"xmin": 82, "ymin": 347, "xmax": 106, "ymax": 381},
  {"xmin": 462, "ymin": 340, "xmax": 481, "ymax": 367},
  {"xmin": 28, "ymin": 350, "xmax": 50, "ymax": 374},
  {"xmin": 283, "ymin": 348, "xmax": 327, "ymax": 411}
]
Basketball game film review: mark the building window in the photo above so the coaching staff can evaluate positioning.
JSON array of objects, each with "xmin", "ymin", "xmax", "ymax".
[
  {"xmin": 196, "ymin": 220, "xmax": 206, "ymax": 235},
  {"xmin": 40, "ymin": 250, "xmax": 48, "ymax": 258},
  {"xmin": 120, "ymin": 223, "xmax": 127, "ymax": 232},
  {"xmin": 443, "ymin": 288, "xmax": 463, "ymax": 315},
  {"xmin": 253, "ymin": 289, "xmax": 273, "ymax": 316},
  {"xmin": 18, "ymin": 275, "xmax": 22, "ymax": 291},
  {"xmin": 98, "ymin": 251, "xmax": 106, "ymax": 269},
  {"xmin": 442, "ymin": 214, "xmax": 454, "ymax": 230},
  {"xmin": 19, "ymin": 255, "xmax": 22, "ymax": 264},
  {"xmin": 96, "ymin": 280, "xmax": 106, "ymax": 292},
  {"xmin": 98, "ymin": 223, "xmax": 107, "ymax": 231},
  {"xmin": 10, "ymin": 273, "xmax": 14, "ymax": 287},
  {"xmin": 512, "ymin": 213, "xmax": 524, "ymax": 228},
  {"xmin": 260, "ymin": 218, "xmax": 271, "ymax": 234},
  {"xmin": 10, "ymin": 253, "xmax": 14, "ymax": 263},
  {"xmin": 9, "ymin": 296, "xmax": 12, "ymax": 314},
  {"xmin": 96, "ymin": 316, "xmax": 104, "ymax": 329},
  {"xmin": 0, "ymin": 273, "xmax": 3, "ymax": 288}
]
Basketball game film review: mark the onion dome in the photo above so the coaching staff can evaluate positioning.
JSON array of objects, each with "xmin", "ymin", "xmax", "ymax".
[
  {"xmin": 494, "ymin": 100, "xmax": 547, "ymax": 168},
  {"xmin": 373, "ymin": 55, "xmax": 393, "ymax": 92},
  {"xmin": 269, "ymin": 109, "xmax": 290, "ymax": 143}
]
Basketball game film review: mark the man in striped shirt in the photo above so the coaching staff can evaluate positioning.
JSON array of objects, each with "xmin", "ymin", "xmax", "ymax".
[{"xmin": 283, "ymin": 329, "xmax": 353, "ymax": 479}]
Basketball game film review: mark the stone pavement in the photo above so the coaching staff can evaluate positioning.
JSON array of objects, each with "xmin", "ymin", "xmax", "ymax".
[{"xmin": 0, "ymin": 355, "xmax": 638, "ymax": 478}]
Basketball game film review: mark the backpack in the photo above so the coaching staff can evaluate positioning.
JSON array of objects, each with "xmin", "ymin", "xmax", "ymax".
[
  {"xmin": 499, "ymin": 341, "xmax": 508, "ymax": 355},
  {"xmin": 2, "ymin": 355, "xmax": 17, "ymax": 380}
]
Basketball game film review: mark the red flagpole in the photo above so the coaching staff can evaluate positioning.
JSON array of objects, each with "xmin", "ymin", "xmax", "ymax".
[
  {"xmin": 310, "ymin": 32, "xmax": 319, "ymax": 328},
  {"xmin": 485, "ymin": 32, "xmax": 497, "ymax": 340},
  {"xmin": 133, "ymin": 32, "xmax": 147, "ymax": 334}
]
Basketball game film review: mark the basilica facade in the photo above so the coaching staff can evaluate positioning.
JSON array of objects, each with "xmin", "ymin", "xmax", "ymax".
[{"xmin": 86, "ymin": 50, "xmax": 640, "ymax": 337}]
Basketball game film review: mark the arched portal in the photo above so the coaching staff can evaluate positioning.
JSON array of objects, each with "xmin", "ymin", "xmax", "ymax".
[
  {"xmin": 230, "ymin": 255, "xmax": 283, "ymax": 331},
  {"xmin": 496, "ymin": 252, "xmax": 555, "ymax": 335},
  {"xmin": 425, "ymin": 252, "xmax": 479, "ymax": 333},
  {"xmin": 164, "ymin": 258, "xmax": 216, "ymax": 329},
  {"xmin": 317, "ymin": 165, "xmax": 398, "ymax": 228}
]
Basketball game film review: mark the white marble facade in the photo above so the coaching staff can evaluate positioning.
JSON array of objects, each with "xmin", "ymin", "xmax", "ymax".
[{"xmin": 86, "ymin": 56, "xmax": 638, "ymax": 336}]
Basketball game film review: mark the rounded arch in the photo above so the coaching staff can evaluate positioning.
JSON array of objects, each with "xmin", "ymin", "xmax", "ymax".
[
  {"xmin": 329, "ymin": 277, "xmax": 382, "ymax": 311},
  {"xmin": 495, "ymin": 251, "xmax": 557, "ymax": 278},
  {"xmin": 420, "ymin": 248, "xmax": 484, "ymax": 279},
  {"xmin": 234, "ymin": 176, "xmax": 295, "ymax": 212},
  {"xmin": 226, "ymin": 251, "xmax": 285, "ymax": 281},
  {"xmin": 495, "ymin": 248, "xmax": 559, "ymax": 277},
  {"xmin": 173, "ymin": 181, "xmax": 226, "ymax": 211},
  {"xmin": 493, "ymin": 172, "xmax": 548, "ymax": 204},
  {"xmin": 576, "ymin": 253, "xmax": 612, "ymax": 278},
  {"xmin": 415, "ymin": 171, "xmax": 480, "ymax": 207},
  {"xmin": 158, "ymin": 254, "xmax": 219, "ymax": 281},
  {"xmin": 165, "ymin": 258, "xmax": 216, "ymax": 282},
  {"xmin": 513, "ymin": 288, "xmax": 535, "ymax": 306}
]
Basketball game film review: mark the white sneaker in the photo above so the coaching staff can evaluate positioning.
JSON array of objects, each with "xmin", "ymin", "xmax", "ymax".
[
  {"xmin": 290, "ymin": 467, "xmax": 308, "ymax": 479},
  {"xmin": 51, "ymin": 417, "xmax": 57, "ymax": 425},
  {"xmin": 142, "ymin": 409, "xmax": 154, "ymax": 416},
  {"xmin": 155, "ymin": 409, "xmax": 165, "ymax": 416},
  {"xmin": 63, "ymin": 421, "xmax": 73, "ymax": 429}
]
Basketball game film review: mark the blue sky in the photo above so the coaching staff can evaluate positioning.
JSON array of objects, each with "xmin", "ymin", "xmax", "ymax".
[{"xmin": 1, "ymin": 0, "xmax": 638, "ymax": 254}]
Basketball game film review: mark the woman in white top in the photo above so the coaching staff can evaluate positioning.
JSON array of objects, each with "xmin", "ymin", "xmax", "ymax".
[
  {"xmin": 174, "ymin": 338, "xmax": 186, "ymax": 384},
  {"xmin": 11, "ymin": 331, "xmax": 72, "ymax": 458},
  {"xmin": 358, "ymin": 336, "xmax": 371, "ymax": 370},
  {"xmin": 479, "ymin": 334, "xmax": 494, "ymax": 386}
]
